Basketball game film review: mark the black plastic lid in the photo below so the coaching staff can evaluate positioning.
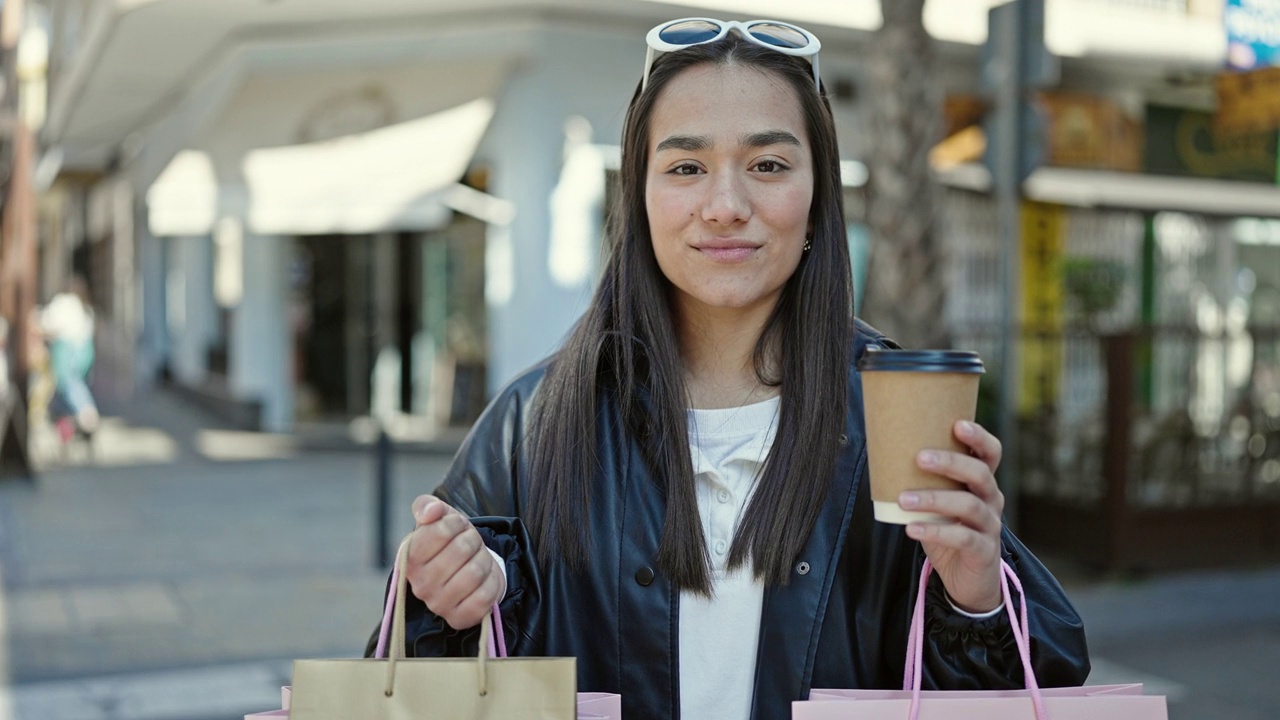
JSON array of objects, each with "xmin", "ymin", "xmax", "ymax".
[{"xmin": 857, "ymin": 348, "xmax": 985, "ymax": 374}]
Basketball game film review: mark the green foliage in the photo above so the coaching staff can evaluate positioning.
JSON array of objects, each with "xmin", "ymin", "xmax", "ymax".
[
  {"xmin": 976, "ymin": 373, "xmax": 1000, "ymax": 435},
  {"xmin": 1063, "ymin": 257, "xmax": 1127, "ymax": 323}
]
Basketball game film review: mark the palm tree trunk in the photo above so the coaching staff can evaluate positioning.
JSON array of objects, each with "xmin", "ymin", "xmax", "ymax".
[{"xmin": 861, "ymin": 0, "xmax": 951, "ymax": 350}]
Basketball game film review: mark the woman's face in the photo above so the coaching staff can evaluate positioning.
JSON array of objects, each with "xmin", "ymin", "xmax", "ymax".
[{"xmin": 645, "ymin": 63, "xmax": 814, "ymax": 319}]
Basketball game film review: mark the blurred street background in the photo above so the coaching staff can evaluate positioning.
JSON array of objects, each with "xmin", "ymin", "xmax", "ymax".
[{"xmin": 0, "ymin": 1, "xmax": 1277, "ymax": 719}]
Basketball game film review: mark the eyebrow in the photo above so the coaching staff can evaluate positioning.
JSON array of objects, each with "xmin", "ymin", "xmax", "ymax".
[
  {"xmin": 654, "ymin": 130, "xmax": 802, "ymax": 154},
  {"xmin": 655, "ymin": 134, "xmax": 711, "ymax": 153},
  {"xmin": 741, "ymin": 130, "xmax": 802, "ymax": 148}
]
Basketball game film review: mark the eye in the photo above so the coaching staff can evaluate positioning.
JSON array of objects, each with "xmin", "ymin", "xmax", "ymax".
[
  {"xmin": 668, "ymin": 163, "xmax": 703, "ymax": 176},
  {"xmin": 753, "ymin": 159, "xmax": 789, "ymax": 173}
]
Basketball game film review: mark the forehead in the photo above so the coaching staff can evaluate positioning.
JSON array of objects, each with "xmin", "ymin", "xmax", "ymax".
[{"xmin": 648, "ymin": 63, "xmax": 809, "ymax": 148}]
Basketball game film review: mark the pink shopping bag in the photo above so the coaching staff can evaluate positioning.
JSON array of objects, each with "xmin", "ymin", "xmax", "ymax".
[
  {"xmin": 794, "ymin": 560, "xmax": 1168, "ymax": 720},
  {"xmin": 577, "ymin": 692, "xmax": 624, "ymax": 719}
]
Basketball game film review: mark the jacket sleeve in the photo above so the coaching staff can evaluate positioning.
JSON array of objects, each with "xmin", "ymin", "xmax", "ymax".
[
  {"xmin": 919, "ymin": 528, "xmax": 1090, "ymax": 690},
  {"xmin": 364, "ymin": 371, "xmax": 547, "ymax": 659}
]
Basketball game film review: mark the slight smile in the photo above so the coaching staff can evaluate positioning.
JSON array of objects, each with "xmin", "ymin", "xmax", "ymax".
[{"xmin": 695, "ymin": 239, "xmax": 760, "ymax": 263}]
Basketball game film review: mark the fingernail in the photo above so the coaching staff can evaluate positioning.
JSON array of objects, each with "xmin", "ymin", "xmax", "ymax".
[
  {"xmin": 899, "ymin": 492, "xmax": 920, "ymax": 509},
  {"xmin": 906, "ymin": 524, "xmax": 926, "ymax": 539},
  {"xmin": 918, "ymin": 451, "xmax": 938, "ymax": 468},
  {"xmin": 958, "ymin": 421, "xmax": 974, "ymax": 438}
]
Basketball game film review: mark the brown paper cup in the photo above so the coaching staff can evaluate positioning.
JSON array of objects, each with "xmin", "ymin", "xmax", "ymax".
[{"xmin": 859, "ymin": 349, "xmax": 984, "ymax": 524}]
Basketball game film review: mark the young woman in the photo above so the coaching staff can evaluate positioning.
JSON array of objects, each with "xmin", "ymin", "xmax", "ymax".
[{"xmin": 388, "ymin": 19, "xmax": 1089, "ymax": 720}]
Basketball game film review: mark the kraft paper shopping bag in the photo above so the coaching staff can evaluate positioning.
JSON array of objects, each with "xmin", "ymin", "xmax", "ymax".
[
  {"xmin": 288, "ymin": 535, "xmax": 578, "ymax": 720},
  {"xmin": 794, "ymin": 560, "xmax": 1168, "ymax": 720}
]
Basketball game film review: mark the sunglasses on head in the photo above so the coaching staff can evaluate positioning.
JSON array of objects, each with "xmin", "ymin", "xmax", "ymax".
[{"xmin": 642, "ymin": 18, "xmax": 822, "ymax": 93}]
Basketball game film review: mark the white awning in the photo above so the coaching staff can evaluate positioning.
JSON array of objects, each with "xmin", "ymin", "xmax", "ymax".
[
  {"xmin": 243, "ymin": 97, "xmax": 496, "ymax": 236},
  {"xmin": 147, "ymin": 150, "xmax": 218, "ymax": 237},
  {"xmin": 938, "ymin": 163, "xmax": 1280, "ymax": 219},
  {"xmin": 146, "ymin": 97, "xmax": 501, "ymax": 237}
]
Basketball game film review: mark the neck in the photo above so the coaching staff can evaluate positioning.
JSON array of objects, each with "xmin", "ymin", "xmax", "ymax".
[{"xmin": 674, "ymin": 299, "xmax": 780, "ymax": 410}]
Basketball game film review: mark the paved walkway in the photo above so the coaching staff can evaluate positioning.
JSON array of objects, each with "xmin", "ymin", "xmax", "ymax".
[
  {"xmin": 1, "ymin": 390, "xmax": 1277, "ymax": 719},
  {"xmin": 2, "ymin": 391, "xmax": 453, "ymax": 719},
  {"xmin": 0, "ymin": 561, "xmax": 12, "ymax": 720}
]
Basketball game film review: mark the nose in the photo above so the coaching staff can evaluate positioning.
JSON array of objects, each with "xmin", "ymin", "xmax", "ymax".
[{"xmin": 700, "ymin": 171, "xmax": 751, "ymax": 226}]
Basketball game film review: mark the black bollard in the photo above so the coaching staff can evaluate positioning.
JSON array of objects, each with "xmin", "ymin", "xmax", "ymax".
[{"xmin": 375, "ymin": 427, "xmax": 393, "ymax": 569}]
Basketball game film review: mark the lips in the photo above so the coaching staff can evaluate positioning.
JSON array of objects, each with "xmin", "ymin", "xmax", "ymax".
[{"xmin": 695, "ymin": 238, "xmax": 760, "ymax": 262}]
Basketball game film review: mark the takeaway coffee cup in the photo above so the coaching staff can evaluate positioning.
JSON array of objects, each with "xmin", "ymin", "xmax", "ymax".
[{"xmin": 858, "ymin": 348, "xmax": 985, "ymax": 524}]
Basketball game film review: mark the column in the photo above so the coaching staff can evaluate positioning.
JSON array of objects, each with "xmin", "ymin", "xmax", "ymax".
[
  {"xmin": 483, "ymin": 70, "xmax": 600, "ymax": 394},
  {"xmin": 222, "ymin": 183, "xmax": 294, "ymax": 432},
  {"xmin": 168, "ymin": 234, "xmax": 215, "ymax": 387},
  {"xmin": 136, "ymin": 226, "xmax": 167, "ymax": 387}
]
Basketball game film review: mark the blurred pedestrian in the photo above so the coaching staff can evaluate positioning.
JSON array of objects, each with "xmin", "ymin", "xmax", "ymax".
[
  {"xmin": 382, "ymin": 18, "xmax": 1089, "ymax": 720},
  {"xmin": 40, "ymin": 275, "xmax": 99, "ymax": 442}
]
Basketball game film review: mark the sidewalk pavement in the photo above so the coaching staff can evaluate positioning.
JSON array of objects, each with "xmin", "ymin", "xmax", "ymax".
[
  {"xmin": 1, "ymin": 389, "xmax": 1277, "ymax": 719},
  {"xmin": 1, "ymin": 560, "xmax": 12, "ymax": 720},
  {"xmin": 2, "ymin": 390, "xmax": 457, "ymax": 719}
]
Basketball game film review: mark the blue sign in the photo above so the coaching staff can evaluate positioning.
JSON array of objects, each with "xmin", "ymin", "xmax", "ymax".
[{"xmin": 1227, "ymin": 0, "xmax": 1280, "ymax": 70}]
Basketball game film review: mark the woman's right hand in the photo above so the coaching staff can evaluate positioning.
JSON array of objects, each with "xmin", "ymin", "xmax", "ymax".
[{"xmin": 406, "ymin": 495, "xmax": 506, "ymax": 630}]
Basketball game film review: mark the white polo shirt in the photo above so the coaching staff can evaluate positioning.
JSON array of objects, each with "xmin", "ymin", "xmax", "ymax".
[{"xmin": 679, "ymin": 395, "xmax": 780, "ymax": 720}]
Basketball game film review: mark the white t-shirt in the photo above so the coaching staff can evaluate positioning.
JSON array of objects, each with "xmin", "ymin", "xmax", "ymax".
[
  {"xmin": 40, "ymin": 293, "xmax": 94, "ymax": 344},
  {"xmin": 488, "ymin": 393, "xmax": 999, "ymax": 716},
  {"xmin": 676, "ymin": 396, "xmax": 999, "ymax": 717},
  {"xmin": 679, "ymin": 395, "xmax": 780, "ymax": 720}
]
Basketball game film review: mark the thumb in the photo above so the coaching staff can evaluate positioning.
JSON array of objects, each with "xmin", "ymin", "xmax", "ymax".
[{"xmin": 411, "ymin": 495, "xmax": 449, "ymax": 526}]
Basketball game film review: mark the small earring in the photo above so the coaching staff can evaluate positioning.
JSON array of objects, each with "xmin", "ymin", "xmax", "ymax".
[{"xmin": 803, "ymin": 237, "xmax": 813, "ymax": 252}]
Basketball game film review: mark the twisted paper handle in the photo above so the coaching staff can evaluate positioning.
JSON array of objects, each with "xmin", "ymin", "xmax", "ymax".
[{"xmin": 374, "ymin": 535, "xmax": 505, "ymax": 697}]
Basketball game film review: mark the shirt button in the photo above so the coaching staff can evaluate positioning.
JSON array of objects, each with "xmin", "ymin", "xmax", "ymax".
[
  {"xmin": 717, "ymin": 490, "xmax": 731, "ymax": 503},
  {"xmin": 635, "ymin": 566, "xmax": 655, "ymax": 586},
  {"xmin": 796, "ymin": 561, "xmax": 811, "ymax": 575},
  {"xmin": 714, "ymin": 540, "xmax": 727, "ymax": 556},
  {"xmin": 838, "ymin": 433, "xmax": 849, "ymax": 446}
]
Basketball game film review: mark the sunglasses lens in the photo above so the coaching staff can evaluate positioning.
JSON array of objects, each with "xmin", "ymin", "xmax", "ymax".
[
  {"xmin": 748, "ymin": 23, "xmax": 809, "ymax": 49},
  {"xmin": 658, "ymin": 20, "xmax": 722, "ymax": 45}
]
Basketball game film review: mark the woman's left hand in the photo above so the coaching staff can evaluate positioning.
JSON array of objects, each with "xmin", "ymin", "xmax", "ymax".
[{"xmin": 898, "ymin": 420, "xmax": 1005, "ymax": 613}]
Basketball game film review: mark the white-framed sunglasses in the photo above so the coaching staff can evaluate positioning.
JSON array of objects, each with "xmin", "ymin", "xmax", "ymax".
[{"xmin": 642, "ymin": 18, "xmax": 822, "ymax": 92}]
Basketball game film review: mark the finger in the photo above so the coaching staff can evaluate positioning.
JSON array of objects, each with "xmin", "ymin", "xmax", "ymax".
[
  {"xmin": 905, "ymin": 520, "xmax": 1000, "ymax": 559},
  {"xmin": 917, "ymin": 449, "xmax": 1002, "ymax": 504},
  {"xmin": 954, "ymin": 420, "xmax": 1002, "ymax": 472},
  {"xmin": 443, "ymin": 565, "xmax": 505, "ymax": 631},
  {"xmin": 428, "ymin": 525, "xmax": 486, "ymax": 590},
  {"xmin": 900, "ymin": 488, "xmax": 1002, "ymax": 535},
  {"xmin": 407, "ymin": 511, "xmax": 470, "ymax": 575},
  {"xmin": 432, "ymin": 543, "xmax": 495, "ymax": 622},
  {"xmin": 411, "ymin": 495, "xmax": 450, "ymax": 526}
]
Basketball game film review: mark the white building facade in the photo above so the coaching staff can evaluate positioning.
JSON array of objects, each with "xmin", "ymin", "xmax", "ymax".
[{"xmin": 36, "ymin": 0, "xmax": 1277, "ymax": 439}]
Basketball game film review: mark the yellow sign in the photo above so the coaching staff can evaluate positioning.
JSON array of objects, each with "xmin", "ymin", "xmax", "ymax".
[
  {"xmin": 1038, "ymin": 92, "xmax": 1143, "ymax": 172},
  {"xmin": 1020, "ymin": 202, "xmax": 1065, "ymax": 415},
  {"xmin": 1216, "ymin": 66, "xmax": 1280, "ymax": 136}
]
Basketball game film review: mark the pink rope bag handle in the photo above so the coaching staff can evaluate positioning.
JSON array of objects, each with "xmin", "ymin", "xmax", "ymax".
[
  {"xmin": 902, "ymin": 559, "xmax": 1048, "ymax": 720},
  {"xmin": 374, "ymin": 554, "xmax": 508, "ymax": 660}
]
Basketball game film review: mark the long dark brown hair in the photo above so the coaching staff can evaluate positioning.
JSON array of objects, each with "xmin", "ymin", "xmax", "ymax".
[{"xmin": 526, "ymin": 33, "xmax": 853, "ymax": 595}]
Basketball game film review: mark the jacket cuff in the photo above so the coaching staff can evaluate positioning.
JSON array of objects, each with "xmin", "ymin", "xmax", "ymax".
[
  {"xmin": 486, "ymin": 547, "xmax": 509, "ymax": 599},
  {"xmin": 926, "ymin": 571, "xmax": 1015, "ymax": 638}
]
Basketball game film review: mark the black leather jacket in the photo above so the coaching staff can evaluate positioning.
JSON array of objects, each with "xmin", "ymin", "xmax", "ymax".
[{"xmin": 390, "ymin": 321, "xmax": 1090, "ymax": 720}]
